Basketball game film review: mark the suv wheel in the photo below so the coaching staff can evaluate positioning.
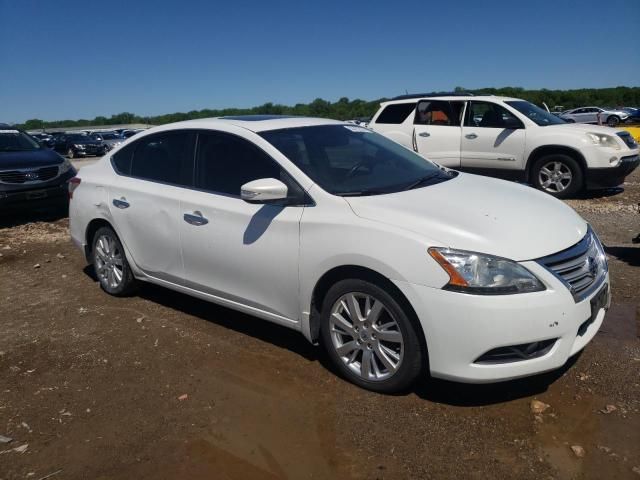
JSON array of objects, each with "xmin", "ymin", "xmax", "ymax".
[
  {"xmin": 92, "ymin": 226, "xmax": 137, "ymax": 296},
  {"xmin": 320, "ymin": 279, "xmax": 425, "ymax": 393},
  {"xmin": 607, "ymin": 115, "xmax": 620, "ymax": 127},
  {"xmin": 67, "ymin": 148, "xmax": 75, "ymax": 159},
  {"xmin": 531, "ymin": 154, "xmax": 583, "ymax": 199}
]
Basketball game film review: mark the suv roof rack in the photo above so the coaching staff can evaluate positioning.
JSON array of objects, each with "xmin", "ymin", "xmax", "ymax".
[{"xmin": 391, "ymin": 91, "xmax": 475, "ymax": 100}]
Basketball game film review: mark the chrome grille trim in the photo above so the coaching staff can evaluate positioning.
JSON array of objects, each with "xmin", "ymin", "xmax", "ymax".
[
  {"xmin": 0, "ymin": 165, "xmax": 61, "ymax": 184},
  {"xmin": 536, "ymin": 227, "xmax": 608, "ymax": 303}
]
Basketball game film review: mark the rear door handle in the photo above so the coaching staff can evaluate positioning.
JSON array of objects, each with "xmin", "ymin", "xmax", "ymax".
[
  {"xmin": 183, "ymin": 211, "xmax": 208, "ymax": 226},
  {"xmin": 112, "ymin": 198, "xmax": 130, "ymax": 209},
  {"xmin": 418, "ymin": 132, "xmax": 430, "ymax": 137},
  {"xmin": 465, "ymin": 133, "xmax": 478, "ymax": 139}
]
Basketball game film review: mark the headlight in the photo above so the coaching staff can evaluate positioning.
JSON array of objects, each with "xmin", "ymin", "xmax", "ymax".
[
  {"xmin": 73, "ymin": 144, "xmax": 86, "ymax": 149},
  {"xmin": 58, "ymin": 159, "xmax": 73, "ymax": 174},
  {"xmin": 428, "ymin": 248, "xmax": 545, "ymax": 294},
  {"xmin": 586, "ymin": 132, "xmax": 620, "ymax": 150}
]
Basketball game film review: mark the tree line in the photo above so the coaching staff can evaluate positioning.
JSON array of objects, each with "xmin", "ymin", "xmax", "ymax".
[{"xmin": 17, "ymin": 86, "xmax": 640, "ymax": 131}]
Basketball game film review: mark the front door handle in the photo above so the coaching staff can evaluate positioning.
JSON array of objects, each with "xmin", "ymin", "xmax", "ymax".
[
  {"xmin": 112, "ymin": 198, "xmax": 130, "ymax": 209},
  {"xmin": 183, "ymin": 211, "xmax": 208, "ymax": 226},
  {"xmin": 418, "ymin": 132, "xmax": 431, "ymax": 137},
  {"xmin": 465, "ymin": 133, "xmax": 478, "ymax": 139}
]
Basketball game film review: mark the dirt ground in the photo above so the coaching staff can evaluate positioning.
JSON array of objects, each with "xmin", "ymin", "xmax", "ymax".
[{"xmin": 1, "ymin": 169, "xmax": 639, "ymax": 480}]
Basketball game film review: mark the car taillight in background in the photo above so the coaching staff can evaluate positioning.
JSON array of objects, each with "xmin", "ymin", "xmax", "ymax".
[{"xmin": 68, "ymin": 177, "xmax": 81, "ymax": 199}]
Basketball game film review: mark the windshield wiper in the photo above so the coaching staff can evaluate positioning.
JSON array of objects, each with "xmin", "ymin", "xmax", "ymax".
[
  {"xmin": 335, "ymin": 188, "xmax": 390, "ymax": 197},
  {"xmin": 401, "ymin": 172, "xmax": 445, "ymax": 191}
]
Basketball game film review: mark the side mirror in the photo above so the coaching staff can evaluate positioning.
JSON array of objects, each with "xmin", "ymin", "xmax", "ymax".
[{"xmin": 240, "ymin": 178, "xmax": 288, "ymax": 204}]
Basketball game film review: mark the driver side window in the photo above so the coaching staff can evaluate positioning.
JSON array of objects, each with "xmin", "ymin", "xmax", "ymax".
[{"xmin": 465, "ymin": 102, "xmax": 523, "ymax": 128}]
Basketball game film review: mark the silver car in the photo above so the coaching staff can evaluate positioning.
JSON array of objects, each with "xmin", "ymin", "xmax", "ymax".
[
  {"xmin": 560, "ymin": 106, "xmax": 629, "ymax": 127},
  {"xmin": 91, "ymin": 131, "xmax": 125, "ymax": 151}
]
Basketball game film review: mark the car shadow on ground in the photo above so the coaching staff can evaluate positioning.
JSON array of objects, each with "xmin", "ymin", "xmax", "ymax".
[
  {"xmin": 0, "ymin": 207, "xmax": 68, "ymax": 229},
  {"xmin": 81, "ymin": 266, "xmax": 573, "ymax": 405},
  {"xmin": 573, "ymin": 187, "xmax": 625, "ymax": 199},
  {"xmin": 413, "ymin": 354, "xmax": 580, "ymax": 406},
  {"xmin": 604, "ymin": 245, "xmax": 640, "ymax": 267}
]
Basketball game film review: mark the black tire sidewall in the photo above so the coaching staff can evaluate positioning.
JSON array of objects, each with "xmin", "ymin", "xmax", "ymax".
[
  {"xmin": 607, "ymin": 116, "xmax": 619, "ymax": 127},
  {"xmin": 532, "ymin": 154, "xmax": 583, "ymax": 199},
  {"xmin": 92, "ymin": 226, "xmax": 136, "ymax": 296},
  {"xmin": 319, "ymin": 279, "xmax": 425, "ymax": 393}
]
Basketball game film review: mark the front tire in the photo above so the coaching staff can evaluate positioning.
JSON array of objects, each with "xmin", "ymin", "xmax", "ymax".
[
  {"xmin": 92, "ymin": 226, "xmax": 137, "ymax": 296},
  {"xmin": 531, "ymin": 154, "xmax": 583, "ymax": 198},
  {"xmin": 320, "ymin": 279, "xmax": 425, "ymax": 393},
  {"xmin": 607, "ymin": 115, "xmax": 620, "ymax": 127}
]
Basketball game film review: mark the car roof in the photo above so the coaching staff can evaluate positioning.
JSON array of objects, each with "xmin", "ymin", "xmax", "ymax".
[
  {"xmin": 155, "ymin": 115, "xmax": 345, "ymax": 133},
  {"xmin": 379, "ymin": 95, "xmax": 521, "ymax": 106}
]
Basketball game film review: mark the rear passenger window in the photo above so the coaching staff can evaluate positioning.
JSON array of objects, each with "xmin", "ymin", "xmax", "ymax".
[
  {"xmin": 130, "ymin": 132, "xmax": 195, "ymax": 186},
  {"xmin": 196, "ymin": 132, "xmax": 283, "ymax": 196},
  {"xmin": 414, "ymin": 100, "xmax": 461, "ymax": 126},
  {"xmin": 375, "ymin": 102, "xmax": 417, "ymax": 124},
  {"xmin": 111, "ymin": 144, "xmax": 134, "ymax": 175}
]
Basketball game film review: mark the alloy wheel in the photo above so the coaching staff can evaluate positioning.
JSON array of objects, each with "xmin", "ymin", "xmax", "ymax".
[
  {"xmin": 94, "ymin": 234, "xmax": 125, "ymax": 289},
  {"xmin": 539, "ymin": 161, "xmax": 572, "ymax": 193},
  {"xmin": 329, "ymin": 292, "xmax": 404, "ymax": 381}
]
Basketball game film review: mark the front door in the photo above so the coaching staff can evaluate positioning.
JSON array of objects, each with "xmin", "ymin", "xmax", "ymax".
[
  {"xmin": 180, "ymin": 130, "xmax": 304, "ymax": 322},
  {"xmin": 460, "ymin": 101, "xmax": 526, "ymax": 171},
  {"xmin": 412, "ymin": 100, "xmax": 463, "ymax": 168}
]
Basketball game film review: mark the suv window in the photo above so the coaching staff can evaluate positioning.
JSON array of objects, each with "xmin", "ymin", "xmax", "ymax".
[
  {"xmin": 414, "ymin": 100, "xmax": 462, "ymax": 126},
  {"xmin": 195, "ymin": 131, "xmax": 290, "ymax": 197},
  {"xmin": 130, "ymin": 131, "xmax": 195, "ymax": 186},
  {"xmin": 465, "ymin": 102, "xmax": 523, "ymax": 129},
  {"xmin": 375, "ymin": 102, "xmax": 417, "ymax": 124}
]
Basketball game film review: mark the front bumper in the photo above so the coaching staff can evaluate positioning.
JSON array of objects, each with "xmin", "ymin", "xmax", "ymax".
[
  {"xmin": 0, "ymin": 170, "xmax": 75, "ymax": 212},
  {"xmin": 585, "ymin": 154, "xmax": 640, "ymax": 188},
  {"xmin": 394, "ymin": 264, "xmax": 609, "ymax": 383}
]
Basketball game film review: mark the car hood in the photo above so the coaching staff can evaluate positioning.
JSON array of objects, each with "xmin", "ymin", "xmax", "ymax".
[
  {"xmin": 547, "ymin": 123, "xmax": 623, "ymax": 135},
  {"xmin": 344, "ymin": 173, "xmax": 587, "ymax": 261},
  {"xmin": 0, "ymin": 148, "xmax": 64, "ymax": 169}
]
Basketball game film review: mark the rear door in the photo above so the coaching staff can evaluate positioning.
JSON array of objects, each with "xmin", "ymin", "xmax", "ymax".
[
  {"xmin": 108, "ymin": 130, "xmax": 195, "ymax": 284},
  {"xmin": 412, "ymin": 100, "xmax": 463, "ymax": 168},
  {"xmin": 460, "ymin": 101, "xmax": 526, "ymax": 171}
]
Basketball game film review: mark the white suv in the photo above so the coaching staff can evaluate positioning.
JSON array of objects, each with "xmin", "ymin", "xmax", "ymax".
[
  {"xmin": 369, "ymin": 94, "xmax": 639, "ymax": 198},
  {"xmin": 70, "ymin": 116, "xmax": 610, "ymax": 393}
]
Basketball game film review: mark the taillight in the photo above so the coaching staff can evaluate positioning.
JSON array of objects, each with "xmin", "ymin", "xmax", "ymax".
[{"xmin": 68, "ymin": 177, "xmax": 81, "ymax": 199}]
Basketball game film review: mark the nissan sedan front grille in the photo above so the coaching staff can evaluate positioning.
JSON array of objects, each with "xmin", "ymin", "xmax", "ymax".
[
  {"xmin": 0, "ymin": 166, "xmax": 60, "ymax": 184},
  {"xmin": 536, "ymin": 228, "xmax": 607, "ymax": 303}
]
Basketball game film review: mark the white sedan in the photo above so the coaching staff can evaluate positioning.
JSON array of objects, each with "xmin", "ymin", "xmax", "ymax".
[{"xmin": 69, "ymin": 116, "xmax": 610, "ymax": 392}]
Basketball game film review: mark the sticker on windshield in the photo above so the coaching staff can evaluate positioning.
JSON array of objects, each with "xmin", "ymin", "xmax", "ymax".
[
  {"xmin": 343, "ymin": 125, "xmax": 371, "ymax": 133},
  {"xmin": 0, "ymin": 130, "xmax": 19, "ymax": 134}
]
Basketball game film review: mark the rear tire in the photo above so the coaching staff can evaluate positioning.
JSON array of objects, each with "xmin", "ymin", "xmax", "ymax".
[
  {"xmin": 91, "ymin": 226, "xmax": 137, "ymax": 296},
  {"xmin": 531, "ymin": 154, "xmax": 583, "ymax": 199},
  {"xmin": 320, "ymin": 279, "xmax": 425, "ymax": 393}
]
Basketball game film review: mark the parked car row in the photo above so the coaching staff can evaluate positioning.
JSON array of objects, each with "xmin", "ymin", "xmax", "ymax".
[{"xmin": 27, "ymin": 128, "xmax": 147, "ymax": 156}]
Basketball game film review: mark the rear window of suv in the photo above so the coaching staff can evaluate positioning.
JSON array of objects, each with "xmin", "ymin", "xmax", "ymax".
[{"xmin": 374, "ymin": 102, "xmax": 417, "ymax": 124}]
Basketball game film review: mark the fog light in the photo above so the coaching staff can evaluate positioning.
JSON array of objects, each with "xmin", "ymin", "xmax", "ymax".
[{"xmin": 609, "ymin": 156, "xmax": 620, "ymax": 166}]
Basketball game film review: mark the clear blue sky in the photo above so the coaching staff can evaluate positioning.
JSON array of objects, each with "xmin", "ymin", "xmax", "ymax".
[{"xmin": 1, "ymin": 0, "xmax": 639, "ymax": 123}]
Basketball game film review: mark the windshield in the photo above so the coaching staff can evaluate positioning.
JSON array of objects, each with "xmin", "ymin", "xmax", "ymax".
[
  {"xmin": 260, "ymin": 125, "xmax": 454, "ymax": 196},
  {"xmin": 0, "ymin": 130, "xmax": 41, "ymax": 152},
  {"xmin": 505, "ymin": 101, "xmax": 566, "ymax": 126}
]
